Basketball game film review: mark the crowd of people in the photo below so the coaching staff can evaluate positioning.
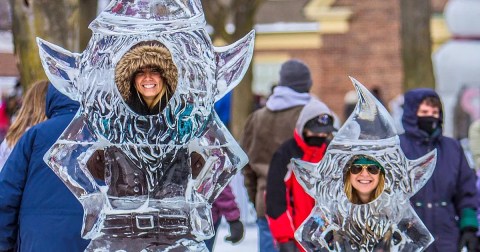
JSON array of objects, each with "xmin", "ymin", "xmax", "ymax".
[
  {"xmin": 0, "ymin": 53, "xmax": 479, "ymax": 252},
  {"xmin": 240, "ymin": 59, "xmax": 480, "ymax": 252}
]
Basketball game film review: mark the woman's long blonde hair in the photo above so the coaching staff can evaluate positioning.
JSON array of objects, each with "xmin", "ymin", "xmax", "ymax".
[
  {"xmin": 5, "ymin": 80, "xmax": 49, "ymax": 147},
  {"xmin": 344, "ymin": 164, "xmax": 385, "ymax": 204}
]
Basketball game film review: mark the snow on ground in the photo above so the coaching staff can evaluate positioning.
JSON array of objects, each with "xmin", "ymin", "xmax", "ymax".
[{"xmin": 212, "ymin": 222, "xmax": 258, "ymax": 252}]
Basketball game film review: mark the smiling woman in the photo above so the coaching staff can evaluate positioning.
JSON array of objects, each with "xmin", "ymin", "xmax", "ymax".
[
  {"xmin": 133, "ymin": 67, "xmax": 164, "ymax": 108},
  {"xmin": 344, "ymin": 155, "xmax": 385, "ymax": 204},
  {"xmin": 115, "ymin": 41, "xmax": 178, "ymax": 115}
]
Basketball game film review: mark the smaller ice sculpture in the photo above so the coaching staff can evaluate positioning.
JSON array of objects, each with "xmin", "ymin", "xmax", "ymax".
[
  {"xmin": 36, "ymin": 0, "xmax": 254, "ymax": 251},
  {"xmin": 292, "ymin": 77, "xmax": 437, "ymax": 252}
]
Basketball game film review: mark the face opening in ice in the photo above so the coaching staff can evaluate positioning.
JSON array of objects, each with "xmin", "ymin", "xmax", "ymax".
[
  {"xmin": 344, "ymin": 155, "xmax": 385, "ymax": 204},
  {"xmin": 115, "ymin": 40, "xmax": 178, "ymax": 115}
]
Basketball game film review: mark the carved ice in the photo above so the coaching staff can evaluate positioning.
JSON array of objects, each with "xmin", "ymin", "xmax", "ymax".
[
  {"xmin": 292, "ymin": 77, "xmax": 436, "ymax": 252},
  {"xmin": 37, "ymin": 0, "xmax": 254, "ymax": 251}
]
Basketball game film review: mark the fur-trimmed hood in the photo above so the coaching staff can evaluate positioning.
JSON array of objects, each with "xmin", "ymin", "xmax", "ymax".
[{"xmin": 115, "ymin": 42, "xmax": 178, "ymax": 102}]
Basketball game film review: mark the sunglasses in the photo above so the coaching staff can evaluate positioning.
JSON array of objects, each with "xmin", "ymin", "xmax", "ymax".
[{"xmin": 350, "ymin": 164, "xmax": 381, "ymax": 175}]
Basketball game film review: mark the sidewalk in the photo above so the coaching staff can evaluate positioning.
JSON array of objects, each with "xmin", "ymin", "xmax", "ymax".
[{"xmin": 212, "ymin": 222, "xmax": 258, "ymax": 251}]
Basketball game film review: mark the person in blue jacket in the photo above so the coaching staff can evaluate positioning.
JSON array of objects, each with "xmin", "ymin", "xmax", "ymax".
[
  {"xmin": 400, "ymin": 88, "xmax": 478, "ymax": 252},
  {"xmin": 214, "ymin": 91, "xmax": 231, "ymax": 129},
  {"xmin": 0, "ymin": 84, "xmax": 89, "ymax": 252}
]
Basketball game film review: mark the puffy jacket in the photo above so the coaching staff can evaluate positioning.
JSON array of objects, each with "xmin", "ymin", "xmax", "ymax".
[
  {"xmin": 211, "ymin": 184, "xmax": 240, "ymax": 224},
  {"xmin": 266, "ymin": 132, "xmax": 326, "ymax": 250},
  {"xmin": 0, "ymin": 84, "xmax": 89, "ymax": 251},
  {"xmin": 399, "ymin": 88, "xmax": 477, "ymax": 252},
  {"xmin": 266, "ymin": 98, "xmax": 332, "ymax": 251}
]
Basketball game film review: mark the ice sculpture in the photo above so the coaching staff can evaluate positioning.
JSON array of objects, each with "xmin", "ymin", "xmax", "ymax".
[
  {"xmin": 292, "ymin": 77, "xmax": 437, "ymax": 252},
  {"xmin": 36, "ymin": 0, "xmax": 254, "ymax": 251}
]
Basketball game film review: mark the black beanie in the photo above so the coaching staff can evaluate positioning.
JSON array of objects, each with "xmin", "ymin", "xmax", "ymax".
[{"xmin": 278, "ymin": 59, "xmax": 312, "ymax": 93}]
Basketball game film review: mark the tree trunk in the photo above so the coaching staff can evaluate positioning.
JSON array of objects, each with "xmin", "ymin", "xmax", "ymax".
[
  {"xmin": 202, "ymin": 0, "xmax": 265, "ymax": 139},
  {"xmin": 10, "ymin": 0, "xmax": 48, "ymax": 90},
  {"xmin": 231, "ymin": 65, "xmax": 254, "ymax": 139},
  {"xmin": 229, "ymin": 2, "xmax": 262, "ymax": 139},
  {"xmin": 10, "ymin": 0, "xmax": 96, "ymax": 90},
  {"xmin": 400, "ymin": 0, "xmax": 435, "ymax": 91},
  {"xmin": 79, "ymin": 0, "xmax": 98, "ymax": 51}
]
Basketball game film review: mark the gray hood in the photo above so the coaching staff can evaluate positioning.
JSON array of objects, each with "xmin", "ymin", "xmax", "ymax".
[
  {"xmin": 295, "ymin": 97, "xmax": 333, "ymax": 140},
  {"xmin": 266, "ymin": 86, "xmax": 311, "ymax": 111}
]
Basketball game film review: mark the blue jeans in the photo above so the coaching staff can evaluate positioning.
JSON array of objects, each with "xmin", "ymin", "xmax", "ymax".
[{"xmin": 257, "ymin": 217, "xmax": 278, "ymax": 252}]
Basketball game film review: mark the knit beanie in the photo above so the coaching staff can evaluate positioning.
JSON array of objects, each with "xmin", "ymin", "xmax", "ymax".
[{"xmin": 278, "ymin": 59, "xmax": 312, "ymax": 93}]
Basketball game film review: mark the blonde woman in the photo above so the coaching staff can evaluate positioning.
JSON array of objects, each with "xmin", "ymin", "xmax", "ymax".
[
  {"xmin": 0, "ymin": 80, "xmax": 49, "ymax": 170},
  {"xmin": 344, "ymin": 156, "xmax": 385, "ymax": 204},
  {"xmin": 115, "ymin": 41, "xmax": 177, "ymax": 115}
]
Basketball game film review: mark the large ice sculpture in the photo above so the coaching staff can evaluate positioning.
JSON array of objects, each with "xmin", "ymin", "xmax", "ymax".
[
  {"xmin": 37, "ymin": 0, "xmax": 254, "ymax": 251},
  {"xmin": 292, "ymin": 77, "xmax": 436, "ymax": 252}
]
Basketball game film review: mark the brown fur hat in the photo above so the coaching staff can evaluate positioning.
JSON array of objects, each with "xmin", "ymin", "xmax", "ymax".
[{"xmin": 115, "ymin": 41, "xmax": 178, "ymax": 102}]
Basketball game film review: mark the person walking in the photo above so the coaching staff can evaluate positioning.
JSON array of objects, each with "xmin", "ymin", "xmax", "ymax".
[
  {"xmin": 240, "ymin": 59, "xmax": 312, "ymax": 252},
  {"xmin": 266, "ymin": 98, "xmax": 336, "ymax": 252},
  {"xmin": 0, "ymin": 84, "xmax": 88, "ymax": 252},
  {"xmin": 0, "ymin": 80, "xmax": 49, "ymax": 170},
  {"xmin": 399, "ymin": 88, "xmax": 478, "ymax": 252},
  {"xmin": 204, "ymin": 184, "xmax": 244, "ymax": 251}
]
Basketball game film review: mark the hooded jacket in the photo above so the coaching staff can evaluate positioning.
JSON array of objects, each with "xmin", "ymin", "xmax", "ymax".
[
  {"xmin": 0, "ymin": 84, "xmax": 88, "ymax": 251},
  {"xmin": 115, "ymin": 42, "xmax": 177, "ymax": 115},
  {"xmin": 399, "ymin": 88, "xmax": 477, "ymax": 252},
  {"xmin": 265, "ymin": 98, "xmax": 332, "ymax": 251},
  {"xmin": 240, "ymin": 86, "xmax": 310, "ymax": 217}
]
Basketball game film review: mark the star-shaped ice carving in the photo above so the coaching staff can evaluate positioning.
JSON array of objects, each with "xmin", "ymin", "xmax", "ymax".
[
  {"xmin": 36, "ymin": 0, "xmax": 254, "ymax": 250},
  {"xmin": 292, "ymin": 77, "xmax": 436, "ymax": 252}
]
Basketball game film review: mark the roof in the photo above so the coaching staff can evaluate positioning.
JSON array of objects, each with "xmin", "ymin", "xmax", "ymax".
[{"xmin": 256, "ymin": 0, "xmax": 311, "ymax": 24}]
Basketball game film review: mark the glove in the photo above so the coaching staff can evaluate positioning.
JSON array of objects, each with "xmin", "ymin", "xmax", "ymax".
[
  {"xmin": 225, "ymin": 220, "xmax": 244, "ymax": 244},
  {"xmin": 278, "ymin": 240, "xmax": 298, "ymax": 252},
  {"xmin": 458, "ymin": 229, "xmax": 478, "ymax": 252}
]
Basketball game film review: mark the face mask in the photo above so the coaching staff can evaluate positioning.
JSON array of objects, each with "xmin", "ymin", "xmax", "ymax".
[
  {"xmin": 304, "ymin": 136, "xmax": 328, "ymax": 147},
  {"xmin": 417, "ymin": 116, "xmax": 440, "ymax": 135}
]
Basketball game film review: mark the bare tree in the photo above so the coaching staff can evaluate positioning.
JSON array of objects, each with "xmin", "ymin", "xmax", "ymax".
[
  {"xmin": 9, "ymin": 0, "xmax": 97, "ymax": 90},
  {"xmin": 400, "ymin": 0, "xmax": 436, "ymax": 91},
  {"xmin": 203, "ymin": 0, "xmax": 265, "ymax": 138},
  {"xmin": 79, "ymin": 0, "xmax": 99, "ymax": 51}
]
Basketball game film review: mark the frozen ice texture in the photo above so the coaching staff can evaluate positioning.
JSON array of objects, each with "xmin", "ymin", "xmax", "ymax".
[
  {"xmin": 292, "ymin": 77, "xmax": 437, "ymax": 252},
  {"xmin": 37, "ymin": 0, "xmax": 254, "ymax": 251}
]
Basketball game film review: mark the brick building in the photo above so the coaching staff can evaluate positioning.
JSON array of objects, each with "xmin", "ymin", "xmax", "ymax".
[
  {"xmin": 254, "ymin": 0, "xmax": 449, "ymax": 121},
  {"xmin": 0, "ymin": 0, "xmax": 450, "ymax": 121}
]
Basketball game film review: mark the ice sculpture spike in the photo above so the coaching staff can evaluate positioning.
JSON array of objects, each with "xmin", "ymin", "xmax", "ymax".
[
  {"xmin": 37, "ymin": 37, "xmax": 82, "ymax": 101},
  {"xmin": 292, "ymin": 77, "xmax": 436, "ymax": 251}
]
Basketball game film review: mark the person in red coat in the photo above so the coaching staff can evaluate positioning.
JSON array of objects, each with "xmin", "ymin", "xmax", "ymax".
[{"xmin": 266, "ymin": 98, "xmax": 336, "ymax": 252}]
